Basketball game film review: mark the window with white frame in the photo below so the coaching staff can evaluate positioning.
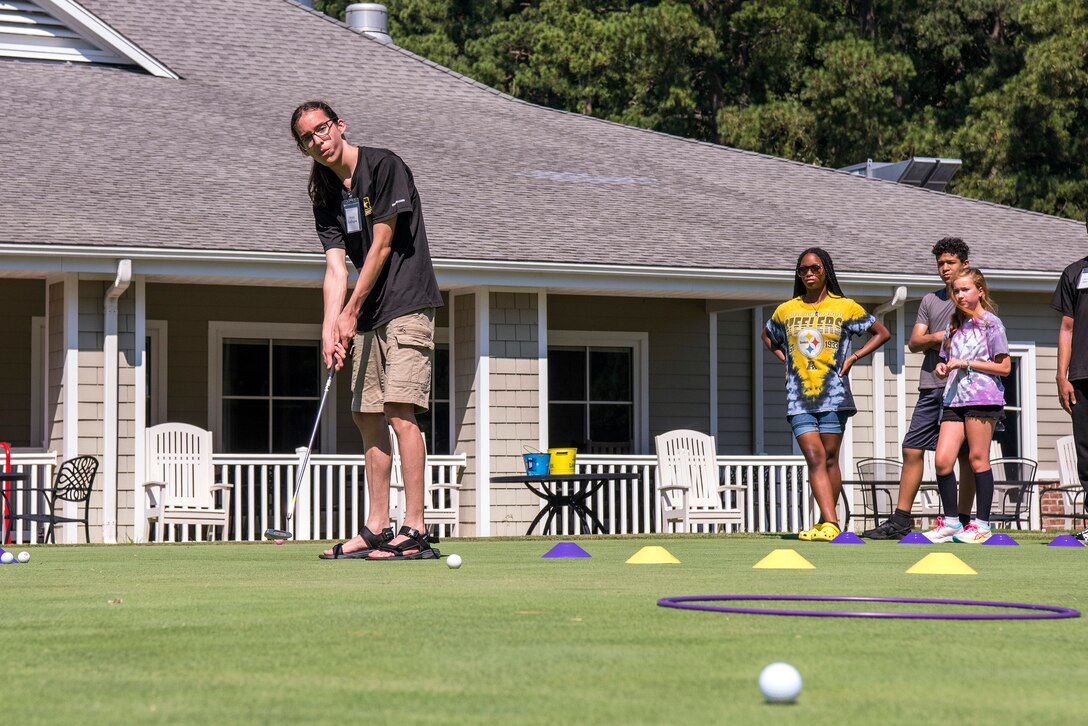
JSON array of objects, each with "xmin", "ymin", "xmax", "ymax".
[
  {"xmin": 145, "ymin": 320, "xmax": 167, "ymax": 426},
  {"xmin": 209, "ymin": 323, "xmax": 324, "ymax": 454},
  {"xmin": 210, "ymin": 323, "xmax": 452, "ymax": 455},
  {"xmin": 417, "ymin": 340, "xmax": 451, "ymax": 455},
  {"xmin": 993, "ymin": 344, "xmax": 1037, "ymax": 461},
  {"xmin": 547, "ymin": 331, "xmax": 647, "ymax": 453}
]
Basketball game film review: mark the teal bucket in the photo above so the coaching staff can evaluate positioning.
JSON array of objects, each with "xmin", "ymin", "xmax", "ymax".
[{"xmin": 523, "ymin": 453, "xmax": 550, "ymax": 476}]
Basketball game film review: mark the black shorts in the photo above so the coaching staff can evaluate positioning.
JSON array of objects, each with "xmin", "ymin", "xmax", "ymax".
[
  {"xmin": 941, "ymin": 405, "xmax": 1006, "ymax": 424},
  {"xmin": 902, "ymin": 388, "xmax": 945, "ymax": 451}
]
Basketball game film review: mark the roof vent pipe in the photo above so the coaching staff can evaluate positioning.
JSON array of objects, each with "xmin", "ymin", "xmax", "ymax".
[{"xmin": 346, "ymin": 3, "xmax": 392, "ymax": 44}]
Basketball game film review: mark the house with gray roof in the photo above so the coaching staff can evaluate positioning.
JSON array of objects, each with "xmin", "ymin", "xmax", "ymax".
[{"xmin": 0, "ymin": 0, "xmax": 1079, "ymax": 543}]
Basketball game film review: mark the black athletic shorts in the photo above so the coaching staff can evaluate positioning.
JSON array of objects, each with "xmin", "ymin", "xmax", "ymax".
[
  {"xmin": 902, "ymin": 388, "xmax": 945, "ymax": 451},
  {"xmin": 941, "ymin": 405, "xmax": 1006, "ymax": 424}
]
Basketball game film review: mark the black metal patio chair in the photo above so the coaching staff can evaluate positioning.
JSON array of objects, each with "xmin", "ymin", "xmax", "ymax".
[
  {"xmin": 5, "ymin": 456, "xmax": 98, "ymax": 543},
  {"xmin": 988, "ymin": 457, "xmax": 1038, "ymax": 530}
]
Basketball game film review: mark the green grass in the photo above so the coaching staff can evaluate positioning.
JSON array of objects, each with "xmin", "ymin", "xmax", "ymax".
[{"xmin": 2, "ymin": 535, "xmax": 1087, "ymax": 725}]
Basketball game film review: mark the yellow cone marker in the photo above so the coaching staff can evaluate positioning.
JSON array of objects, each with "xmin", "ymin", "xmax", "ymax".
[
  {"xmin": 625, "ymin": 546, "xmax": 680, "ymax": 564},
  {"xmin": 752, "ymin": 549, "xmax": 815, "ymax": 570},
  {"xmin": 906, "ymin": 552, "xmax": 977, "ymax": 575}
]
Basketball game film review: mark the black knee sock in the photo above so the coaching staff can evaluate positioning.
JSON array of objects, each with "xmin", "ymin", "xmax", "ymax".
[
  {"xmin": 936, "ymin": 472, "xmax": 958, "ymax": 518},
  {"xmin": 974, "ymin": 468, "xmax": 995, "ymax": 522}
]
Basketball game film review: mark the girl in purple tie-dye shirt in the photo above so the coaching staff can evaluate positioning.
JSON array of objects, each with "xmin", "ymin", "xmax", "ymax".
[{"xmin": 924, "ymin": 268, "xmax": 1011, "ymax": 545}]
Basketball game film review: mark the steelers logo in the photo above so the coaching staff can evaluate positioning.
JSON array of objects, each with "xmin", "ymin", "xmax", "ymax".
[{"xmin": 796, "ymin": 328, "xmax": 824, "ymax": 359}]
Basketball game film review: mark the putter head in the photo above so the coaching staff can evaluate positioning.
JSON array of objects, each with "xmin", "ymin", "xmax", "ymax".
[{"xmin": 264, "ymin": 528, "xmax": 292, "ymax": 540}]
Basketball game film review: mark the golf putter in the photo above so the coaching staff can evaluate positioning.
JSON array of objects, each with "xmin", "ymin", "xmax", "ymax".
[{"xmin": 264, "ymin": 358, "xmax": 339, "ymax": 540}]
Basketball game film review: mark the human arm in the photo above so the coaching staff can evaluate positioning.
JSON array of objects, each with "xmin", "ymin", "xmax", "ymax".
[
  {"xmin": 1056, "ymin": 315, "xmax": 1076, "ymax": 414},
  {"xmin": 330, "ymin": 215, "xmax": 398, "ymax": 359},
  {"xmin": 839, "ymin": 319, "xmax": 890, "ymax": 376},
  {"xmin": 907, "ymin": 321, "xmax": 944, "ymax": 353},
  {"xmin": 322, "ymin": 249, "xmax": 350, "ymax": 370},
  {"xmin": 761, "ymin": 325, "xmax": 786, "ymax": 363},
  {"xmin": 942, "ymin": 354, "xmax": 1011, "ymax": 378}
]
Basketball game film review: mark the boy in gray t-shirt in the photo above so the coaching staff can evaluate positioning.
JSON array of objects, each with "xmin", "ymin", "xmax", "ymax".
[{"xmin": 863, "ymin": 238, "xmax": 976, "ymax": 539}]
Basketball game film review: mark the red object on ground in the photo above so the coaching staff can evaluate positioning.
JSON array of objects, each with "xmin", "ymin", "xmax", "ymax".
[{"xmin": 2, "ymin": 441, "xmax": 11, "ymax": 544}]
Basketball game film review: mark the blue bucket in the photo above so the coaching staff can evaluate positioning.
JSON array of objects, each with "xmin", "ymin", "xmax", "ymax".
[{"xmin": 523, "ymin": 452, "xmax": 550, "ymax": 476}]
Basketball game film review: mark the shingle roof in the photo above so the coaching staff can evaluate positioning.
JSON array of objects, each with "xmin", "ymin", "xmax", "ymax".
[{"xmin": 0, "ymin": 0, "xmax": 1083, "ymax": 276}]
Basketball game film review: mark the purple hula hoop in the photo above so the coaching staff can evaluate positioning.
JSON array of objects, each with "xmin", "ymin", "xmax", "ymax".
[{"xmin": 656, "ymin": 594, "xmax": 1080, "ymax": 620}]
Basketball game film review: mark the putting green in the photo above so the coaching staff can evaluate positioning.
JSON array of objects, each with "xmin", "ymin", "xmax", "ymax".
[{"xmin": 1, "ymin": 535, "xmax": 1085, "ymax": 724}]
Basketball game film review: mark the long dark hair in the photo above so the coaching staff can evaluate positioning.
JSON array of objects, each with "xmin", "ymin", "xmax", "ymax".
[
  {"xmin": 290, "ymin": 100, "xmax": 344, "ymax": 209},
  {"xmin": 792, "ymin": 246, "xmax": 845, "ymax": 299}
]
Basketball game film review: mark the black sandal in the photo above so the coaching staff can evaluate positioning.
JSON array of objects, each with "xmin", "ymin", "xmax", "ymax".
[
  {"xmin": 365, "ymin": 526, "xmax": 441, "ymax": 560},
  {"xmin": 318, "ymin": 526, "xmax": 394, "ymax": 559}
]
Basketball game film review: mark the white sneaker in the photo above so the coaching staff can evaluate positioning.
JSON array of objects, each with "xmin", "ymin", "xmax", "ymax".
[
  {"xmin": 923, "ymin": 516, "xmax": 963, "ymax": 543},
  {"xmin": 953, "ymin": 522, "xmax": 992, "ymax": 544}
]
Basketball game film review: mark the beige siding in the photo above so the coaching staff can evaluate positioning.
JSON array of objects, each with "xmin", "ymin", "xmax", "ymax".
[
  {"xmin": 716, "ymin": 309, "xmax": 754, "ymax": 453},
  {"xmin": 453, "ymin": 293, "xmax": 478, "ymax": 535},
  {"xmin": 0, "ymin": 279, "xmax": 43, "ymax": 446},
  {"xmin": 549, "ymin": 295, "xmax": 712, "ymax": 445},
  {"xmin": 488, "ymin": 292, "xmax": 540, "ymax": 535},
  {"xmin": 47, "ymin": 281, "xmax": 64, "ymax": 450}
]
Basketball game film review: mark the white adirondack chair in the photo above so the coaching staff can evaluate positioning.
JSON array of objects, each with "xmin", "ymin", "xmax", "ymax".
[
  {"xmin": 1051, "ymin": 435, "xmax": 1086, "ymax": 530},
  {"xmin": 144, "ymin": 423, "xmax": 231, "ymax": 541},
  {"xmin": 1057, "ymin": 435, "xmax": 1078, "ymax": 488},
  {"xmin": 655, "ymin": 429, "xmax": 745, "ymax": 533},
  {"xmin": 388, "ymin": 427, "xmax": 462, "ymax": 537}
]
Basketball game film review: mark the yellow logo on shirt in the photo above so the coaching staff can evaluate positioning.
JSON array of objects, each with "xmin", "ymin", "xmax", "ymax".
[{"xmin": 362, "ymin": 197, "xmax": 372, "ymax": 216}]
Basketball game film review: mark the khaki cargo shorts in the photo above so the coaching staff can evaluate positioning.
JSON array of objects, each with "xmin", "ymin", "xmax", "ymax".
[{"xmin": 351, "ymin": 309, "xmax": 435, "ymax": 414}]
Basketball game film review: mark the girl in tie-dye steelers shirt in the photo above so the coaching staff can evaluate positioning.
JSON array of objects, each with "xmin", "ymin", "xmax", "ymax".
[{"xmin": 764, "ymin": 295, "xmax": 877, "ymax": 416}]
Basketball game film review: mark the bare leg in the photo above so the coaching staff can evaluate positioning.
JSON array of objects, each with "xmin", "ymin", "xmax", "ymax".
[
  {"xmin": 964, "ymin": 416, "xmax": 996, "ymax": 519},
  {"xmin": 367, "ymin": 403, "xmax": 428, "ymax": 558},
  {"xmin": 321, "ymin": 410, "xmax": 392, "ymax": 557},
  {"xmin": 822, "ymin": 432, "xmax": 844, "ymax": 508},
  {"xmin": 957, "ymin": 451, "xmax": 976, "ymax": 517},
  {"xmin": 797, "ymin": 432, "xmax": 839, "ymax": 524},
  {"xmin": 896, "ymin": 447, "xmax": 926, "ymax": 512}
]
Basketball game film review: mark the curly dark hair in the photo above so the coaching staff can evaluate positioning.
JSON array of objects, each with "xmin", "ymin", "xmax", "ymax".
[
  {"xmin": 792, "ymin": 247, "xmax": 845, "ymax": 299},
  {"xmin": 931, "ymin": 237, "xmax": 970, "ymax": 262}
]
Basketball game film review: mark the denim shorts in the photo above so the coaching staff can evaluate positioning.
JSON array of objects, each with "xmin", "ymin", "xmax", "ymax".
[{"xmin": 788, "ymin": 410, "xmax": 850, "ymax": 437}]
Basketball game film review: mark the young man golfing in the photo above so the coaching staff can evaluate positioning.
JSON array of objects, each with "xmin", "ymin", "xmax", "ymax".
[
  {"xmin": 291, "ymin": 100, "xmax": 444, "ymax": 560},
  {"xmin": 863, "ymin": 238, "xmax": 975, "ymax": 539}
]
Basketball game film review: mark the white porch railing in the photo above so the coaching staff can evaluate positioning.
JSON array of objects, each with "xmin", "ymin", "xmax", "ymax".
[
  {"xmin": 3, "ymin": 451, "xmax": 59, "ymax": 545},
  {"xmin": 6, "ymin": 451, "xmax": 821, "ymax": 543},
  {"xmin": 568, "ymin": 454, "xmax": 813, "ymax": 535},
  {"xmin": 213, "ymin": 451, "xmax": 468, "ymax": 543}
]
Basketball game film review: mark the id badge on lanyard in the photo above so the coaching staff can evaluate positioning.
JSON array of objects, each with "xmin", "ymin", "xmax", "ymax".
[
  {"xmin": 1078, "ymin": 267, "xmax": 1088, "ymax": 290},
  {"xmin": 342, "ymin": 197, "xmax": 363, "ymax": 234}
]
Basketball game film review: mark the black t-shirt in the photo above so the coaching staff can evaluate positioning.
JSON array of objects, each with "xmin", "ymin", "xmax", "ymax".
[
  {"xmin": 314, "ymin": 146, "xmax": 444, "ymax": 331},
  {"xmin": 1051, "ymin": 256, "xmax": 1088, "ymax": 381}
]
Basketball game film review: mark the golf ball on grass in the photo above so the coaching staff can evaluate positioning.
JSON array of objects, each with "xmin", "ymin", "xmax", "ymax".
[
  {"xmin": 17, "ymin": 551, "xmax": 30, "ymax": 563},
  {"xmin": 446, "ymin": 554, "xmax": 462, "ymax": 569},
  {"xmin": 759, "ymin": 662, "xmax": 802, "ymax": 703},
  {"xmin": 0, "ymin": 552, "xmax": 13, "ymax": 564}
]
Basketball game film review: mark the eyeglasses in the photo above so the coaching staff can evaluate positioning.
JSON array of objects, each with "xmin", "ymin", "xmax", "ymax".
[
  {"xmin": 797, "ymin": 264, "xmax": 823, "ymax": 275},
  {"xmin": 299, "ymin": 118, "xmax": 338, "ymax": 148}
]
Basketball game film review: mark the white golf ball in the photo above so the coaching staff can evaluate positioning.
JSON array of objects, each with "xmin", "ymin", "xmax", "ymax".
[
  {"xmin": 0, "ymin": 552, "xmax": 13, "ymax": 565},
  {"xmin": 446, "ymin": 553, "xmax": 462, "ymax": 569},
  {"xmin": 759, "ymin": 662, "xmax": 802, "ymax": 703},
  {"xmin": 17, "ymin": 551, "xmax": 30, "ymax": 563}
]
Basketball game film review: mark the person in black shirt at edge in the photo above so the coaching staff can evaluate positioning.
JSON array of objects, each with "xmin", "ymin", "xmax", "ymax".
[
  {"xmin": 291, "ymin": 100, "xmax": 444, "ymax": 560},
  {"xmin": 1052, "ymin": 218, "xmax": 1088, "ymax": 541}
]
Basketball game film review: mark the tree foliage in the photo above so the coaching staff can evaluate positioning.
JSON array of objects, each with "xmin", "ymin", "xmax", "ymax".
[{"xmin": 314, "ymin": 0, "xmax": 1088, "ymax": 218}]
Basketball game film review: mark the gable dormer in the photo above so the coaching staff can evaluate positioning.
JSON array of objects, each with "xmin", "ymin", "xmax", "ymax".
[{"xmin": 0, "ymin": 0, "xmax": 176, "ymax": 77}]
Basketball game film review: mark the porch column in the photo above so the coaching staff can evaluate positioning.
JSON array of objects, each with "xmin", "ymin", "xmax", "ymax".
[{"xmin": 487, "ymin": 290, "xmax": 543, "ymax": 536}]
